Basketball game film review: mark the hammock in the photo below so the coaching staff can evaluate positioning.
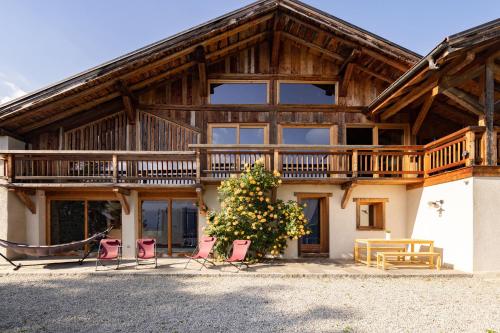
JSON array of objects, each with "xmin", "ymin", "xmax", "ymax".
[{"xmin": 0, "ymin": 228, "xmax": 111, "ymax": 270}]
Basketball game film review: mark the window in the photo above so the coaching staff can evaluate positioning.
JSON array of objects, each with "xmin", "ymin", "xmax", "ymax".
[
  {"xmin": 209, "ymin": 124, "xmax": 268, "ymax": 144},
  {"xmin": 346, "ymin": 124, "xmax": 408, "ymax": 145},
  {"xmin": 50, "ymin": 200, "xmax": 122, "ymax": 245},
  {"xmin": 209, "ymin": 81, "xmax": 268, "ymax": 104},
  {"xmin": 354, "ymin": 198, "xmax": 388, "ymax": 231},
  {"xmin": 281, "ymin": 127, "xmax": 331, "ymax": 145},
  {"xmin": 278, "ymin": 82, "xmax": 336, "ymax": 104}
]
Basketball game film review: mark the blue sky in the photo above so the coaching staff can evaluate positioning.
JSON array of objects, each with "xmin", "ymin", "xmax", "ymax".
[{"xmin": 0, "ymin": 0, "xmax": 498, "ymax": 103}]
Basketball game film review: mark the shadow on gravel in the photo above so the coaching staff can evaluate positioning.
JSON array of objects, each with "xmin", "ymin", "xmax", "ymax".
[{"xmin": 0, "ymin": 275, "xmax": 359, "ymax": 333}]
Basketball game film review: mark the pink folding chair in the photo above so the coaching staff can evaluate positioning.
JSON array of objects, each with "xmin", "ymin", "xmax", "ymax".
[
  {"xmin": 225, "ymin": 240, "xmax": 251, "ymax": 271},
  {"xmin": 184, "ymin": 236, "xmax": 217, "ymax": 270},
  {"xmin": 136, "ymin": 238, "xmax": 157, "ymax": 268},
  {"xmin": 95, "ymin": 239, "xmax": 121, "ymax": 271}
]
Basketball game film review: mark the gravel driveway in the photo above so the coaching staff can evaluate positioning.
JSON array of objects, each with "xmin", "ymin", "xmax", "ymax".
[{"xmin": 0, "ymin": 274, "xmax": 498, "ymax": 332}]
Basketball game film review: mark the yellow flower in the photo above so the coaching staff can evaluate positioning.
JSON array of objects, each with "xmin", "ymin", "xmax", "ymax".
[
  {"xmin": 249, "ymin": 192, "xmax": 254, "ymax": 196},
  {"xmin": 240, "ymin": 183, "xmax": 245, "ymax": 188},
  {"xmin": 278, "ymin": 179, "xmax": 282, "ymax": 184},
  {"xmin": 250, "ymin": 180, "xmax": 256, "ymax": 184},
  {"xmin": 256, "ymin": 187, "xmax": 261, "ymax": 191},
  {"xmin": 234, "ymin": 231, "xmax": 239, "ymax": 235},
  {"xmin": 258, "ymin": 191, "xmax": 263, "ymax": 196},
  {"xmin": 265, "ymin": 197, "xmax": 271, "ymax": 203},
  {"xmin": 268, "ymin": 205, "xmax": 274, "ymax": 211},
  {"xmin": 259, "ymin": 197, "xmax": 264, "ymax": 202}
]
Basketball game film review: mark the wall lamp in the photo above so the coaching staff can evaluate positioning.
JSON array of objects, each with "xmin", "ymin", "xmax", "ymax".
[{"xmin": 428, "ymin": 200, "xmax": 444, "ymax": 217}]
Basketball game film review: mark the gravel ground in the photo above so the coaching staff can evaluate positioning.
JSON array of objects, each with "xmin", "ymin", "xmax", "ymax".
[{"xmin": 0, "ymin": 274, "xmax": 498, "ymax": 333}]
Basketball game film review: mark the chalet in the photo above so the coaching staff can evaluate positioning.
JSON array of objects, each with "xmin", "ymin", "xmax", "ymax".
[{"xmin": 0, "ymin": 0, "xmax": 498, "ymax": 273}]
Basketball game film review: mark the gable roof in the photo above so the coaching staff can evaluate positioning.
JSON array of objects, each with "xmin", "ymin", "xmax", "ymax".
[
  {"xmin": 0, "ymin": 0, "xmax": 421, "ymax": 134},
  {"xmin": 368, "ymin": 18, "xmax": 500, "ymax": 121}
]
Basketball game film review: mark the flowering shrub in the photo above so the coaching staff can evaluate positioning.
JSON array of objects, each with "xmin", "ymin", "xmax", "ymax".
[{"xmin": 205, "ymin": 160, "xmax": 309, "ymax": 260}]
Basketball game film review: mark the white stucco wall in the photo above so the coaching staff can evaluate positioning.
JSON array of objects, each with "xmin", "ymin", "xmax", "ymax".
[
  {"xmin": 472, "ymin": 177, "xmax": 500, "ymax": 272},
  {"xmin": 0, "ymin": 136, "xmax": 27, "ymax": 257},
  {"xmin": 26, "ymin": 190, "xmax": 46, "ymax": 246},
  {"xmin": 406, "ymin": 178, "xmax": 474, "ymax": 272},
  {"xmin": 121, "ymin": 190, "xmax": 139, "ymax": 258},
  {"xmin": 201, "ymin": 183, "xmax": 407, "ymax": 260}
]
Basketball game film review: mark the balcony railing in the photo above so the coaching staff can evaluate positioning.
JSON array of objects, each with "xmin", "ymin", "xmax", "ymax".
[
  {"xmin": 0, "ymin": 151, "xmax": 197, "ymax": 185},
  {"xmin": 0, "ymin": 126, "xmax": 497, "ymax": 186}
]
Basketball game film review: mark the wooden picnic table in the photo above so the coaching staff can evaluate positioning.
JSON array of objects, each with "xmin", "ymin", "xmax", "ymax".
[{"xmin": 354, "ymin": 238, "xmax": 435, "ymax": 267}]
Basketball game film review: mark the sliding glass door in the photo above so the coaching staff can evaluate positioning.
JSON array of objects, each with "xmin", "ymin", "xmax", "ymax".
[
  {"xmin": 50, "ymin": 199, "xmax": 122, "ymax": 245},
  {"xmin": 141, "ymin": 199, "xmax": 198, "ymax": 255}
]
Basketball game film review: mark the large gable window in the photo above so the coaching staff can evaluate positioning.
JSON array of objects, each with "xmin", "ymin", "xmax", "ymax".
[
  {"xmin": 209, "ymin": 124, "xmax": 267, "ymax": 144},
  {"xmin": 209, "ymin": 81, "xmax": 269, "ymax": 104},
  {"xmin": 278, "ymin": 82, "xmax": 336, "ymax": 105},
  {"xmin": 281, "ymin": 127, "xmax": 331, "ymax": 145}
]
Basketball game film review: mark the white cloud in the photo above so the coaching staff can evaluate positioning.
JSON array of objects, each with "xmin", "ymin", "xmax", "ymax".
[{"xmin": 0, "ymin": 79, "xmax": 27, "ymax": 105}]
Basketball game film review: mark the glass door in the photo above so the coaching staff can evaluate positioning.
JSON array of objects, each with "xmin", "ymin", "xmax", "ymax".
[
  {"xmin": 141, "ymin": 201, "xmax": 169, "ymax": 253},
  {"xmin": 141, "ymin": 199, "xmax": 198, "ymax": 256},
  {"xmin": 298, "ymin": 196, "xmax": 329, "ymax": 255}
]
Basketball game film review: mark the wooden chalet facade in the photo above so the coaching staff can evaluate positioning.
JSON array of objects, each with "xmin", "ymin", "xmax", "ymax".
[{"xmin": 0, "ymin": 0, "xmax": 498, "ymax": 272}]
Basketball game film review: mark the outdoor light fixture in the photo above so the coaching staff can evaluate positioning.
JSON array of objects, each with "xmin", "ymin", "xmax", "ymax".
[
  {"xmin": 462, "ymin": 151, "xmax": 469, "ymax": 158},
  {"xmin": 428, "ymin": 200, "xmax": 444, "ymax": 217}
]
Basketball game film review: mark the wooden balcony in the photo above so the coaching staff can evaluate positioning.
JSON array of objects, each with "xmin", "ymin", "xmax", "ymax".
[{"xmin": 0, "ymin": 126, "xmax": 498, "ymax": 188}]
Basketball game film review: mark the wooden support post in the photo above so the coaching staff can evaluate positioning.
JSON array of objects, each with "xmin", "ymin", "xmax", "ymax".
[
  {"xmin": 112, "ymin": 154, "xmax": 118, "ymax": 183},
  {"xmin": 484, "ymin": 60, "xmax": 496, "ymax": 165},
  {"xmin": 195, "ymin": 185, "xmax": 207, "ymax": 215},
  {"xmin": 11, "ymin": 189, "xmax": 36, "ymax": 214},
  {"xmin": 195, "ymin": 148, "xmax": 201, "ymax": 184},
  {"xmin": 6, "ymin": 154, "xmax": 14, "ymax": 183},
  {"xmin": 341, "ymin": 181, "xmax": 356, "ymax": 209},
  {"xmin": 465, "ymin": 130, "xmax": 476, "ymax": 166},
  {"xmin": 273, "ymin": 148, "xmax": 280, "ymax": 172},
  {"xmin": 424, "ymin": 152, "xmax": 431, "ymax": 178},
  {"xmin": 113, "ymin": 188, "xmax": 130, "ymax": 215},
  {"xmin": 351, "ymin": 150, "xmax": 358, "ymax": 178},
  {"xmin": 271, "ymin": 31, "xmax": 281, "ymax": 73}
]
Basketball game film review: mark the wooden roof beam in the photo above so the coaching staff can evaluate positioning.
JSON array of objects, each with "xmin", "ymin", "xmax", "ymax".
[
  {"xmin": 339, "ymin": 63, "xmax": 354, "ymax": 97},
  {"xmin": 412, "ymin": 87, "xmax": 438, "ymax": 135},
  {"xmin": 280, "ymin": 31, "xmax": 345, "ymax": 62},
  {"xmin": 338, "ymin": 49, "xmax": 361, "ymax": 76},
  {"xmin": 380, "ymin": 79, "xmax": 438, "ymax": 121},
  {"xmin": 113, "ymin": 188, "xmax": 130, "ymax": 215},
  {"xmin": 193, "ymin": 45, "xmax": 208, "ymax": 98},
  {"xmin": 116, "ymin": 80, "xmax": 136, "ymax": 125},
  {"xmin": 442, "ymin": 87, "xmax": 483, "ymax": 116},
  {"xmin": 354, "ymin": 64, "xmax": 393, "ymax": 84},
  {"xmin": 271, "ymin": 12, "xmax": 282, "ymax": 73},
  {"xmin": 341, "ymin": 181, "xmax": 357, "ymax": 209},
  {"xmin": 10, "ymin": 189, "xmax": 36, "ymax": 214}
]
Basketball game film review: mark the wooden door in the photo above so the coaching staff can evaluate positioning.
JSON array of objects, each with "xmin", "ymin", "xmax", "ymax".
[{"xmin": 298, "ymin": 195, "xmax": 329, "ymax": 255}]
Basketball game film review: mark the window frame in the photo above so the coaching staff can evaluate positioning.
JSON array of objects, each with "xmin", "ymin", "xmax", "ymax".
[
  {"xmin": 278, "ymin": 124, "xmax": 337, "ymax": 145},
  {"xmin": 345, "ymin": 123, "xmax": 410, "ymax": 145},
  {"xmin": 207, "ymin": 79, "xmax": 270, "ymax": 105},
  {"xmin": 277, "ymin": 80, "xmax": 338, "ymax": 105},
  {"xmin": 353, "ymin": 198, "xmax": 388, "ymax": 231},
  {"xmin": 208, "ymin": 123, "xmax": 269, "ymax": 144}
]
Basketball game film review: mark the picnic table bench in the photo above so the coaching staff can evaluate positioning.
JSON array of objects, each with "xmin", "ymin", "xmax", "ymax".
[
  {"xmin": 376, "ymin": 251, "xmax": 442, "ymax": 270},
  {"xmin": 354, "ymin": 238, "xmax": 435, "ymax": 267}
]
